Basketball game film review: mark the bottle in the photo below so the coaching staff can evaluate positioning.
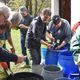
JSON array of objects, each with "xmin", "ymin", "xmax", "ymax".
[
  {"xmin": 51, "ymin": 42, "xmax": 56, "ymax": 49},
  {"xmin": 56, "ymin": 39, "xmax": 60, "ymax": 45}
]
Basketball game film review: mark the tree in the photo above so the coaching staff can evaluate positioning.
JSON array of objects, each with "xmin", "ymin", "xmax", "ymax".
[
  {"xmin": 25, "ymin": 0, "xmax": 32, "ymax": 14},
  {"xmin": 25, "ymin": 0, "xmax": 51, "ymax": 16},
  {"xmin": 7, "ymin": 0, "xmax": 25, "ymax": 11},
  {"xmin": 0, "ymin": 0, "xmax": 10, "ymax": 4},
  {"xmin": 6, "ymin": 0, "xmax": 51, "ymax": 16}
]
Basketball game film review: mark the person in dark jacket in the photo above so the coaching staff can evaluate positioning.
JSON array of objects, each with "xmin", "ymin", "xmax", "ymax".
[{"xmin": 25, "ymin": 8, "xmax": 52, "ymax": 64}]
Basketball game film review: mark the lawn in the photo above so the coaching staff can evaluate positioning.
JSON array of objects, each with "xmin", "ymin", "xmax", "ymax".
[{"xmin": 6, "ymin": 29, "xmax": 21, "ymax": 54}]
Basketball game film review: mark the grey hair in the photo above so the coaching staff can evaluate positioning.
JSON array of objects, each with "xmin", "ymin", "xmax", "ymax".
[
  {"xmin": 9, "ymin": 11, "xmax": 22, "ymax": 25},
  {"xmin": 41, "ymin": 8, "xmax": 51, "ymax": 16},
  {"xmin": 0, "ymin": 2, "xmax": 11, "ymax": 19}
]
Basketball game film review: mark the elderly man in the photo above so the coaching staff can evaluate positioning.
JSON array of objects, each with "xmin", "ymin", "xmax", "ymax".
[{"xmin": 25, "ymin": 8, "xmax": 52, "ymax": 64}]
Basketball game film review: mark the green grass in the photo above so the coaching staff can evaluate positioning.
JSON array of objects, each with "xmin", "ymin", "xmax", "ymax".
[{"xmin": 6, "ymin": 29, "xmax": 21, "ymax": 55}]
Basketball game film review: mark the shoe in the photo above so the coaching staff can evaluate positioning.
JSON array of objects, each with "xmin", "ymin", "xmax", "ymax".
[{"xmin": 25, "ymin": 57, "xmax": 29, "ymax": 65}]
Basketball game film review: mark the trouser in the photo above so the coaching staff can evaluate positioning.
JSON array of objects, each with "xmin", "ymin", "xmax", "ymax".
[
  {"xmin": 21, "ymin": 34, "xmax": 26, "ymax": 55},
  {"xmin": 21, "ymin": 34, "xmax": 29, "ymax": 64},
  {"xmin": 27, "ymin": 47, "xmax": 41, "ymax": 65}
]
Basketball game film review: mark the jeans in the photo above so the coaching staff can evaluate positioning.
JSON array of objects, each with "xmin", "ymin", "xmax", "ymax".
[
  {"xmin": 20, "ymin": 34, "xmax": 29, "ymax": 64},
  {"xmin": 21, "ymin": 34, "xmax": 26, "ymax": 55},
  {"xmin": 27, "ymin": 47, "xmax": 41, "ymax": 65}
]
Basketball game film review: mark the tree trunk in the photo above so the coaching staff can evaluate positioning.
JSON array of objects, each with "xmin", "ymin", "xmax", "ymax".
[
  {"xmin": 29, "ymin": 0, "xmax": 32, "ymax": 15},
  {"xmin": 34, "ymin": 0, "xmax": 37, "ymax": 16},
  {"xmin": 25, "ymin": 0, "xmax": 29, "ymax": 10}
]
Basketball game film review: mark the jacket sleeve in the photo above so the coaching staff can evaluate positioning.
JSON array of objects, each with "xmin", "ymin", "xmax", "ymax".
[
  {"xmin": 31, "ymin": 21, "xmax": 44, "ymax": 43},
  {"xmin": 0, "ymin": 47, "xmax": 18, "ymax": 62}
]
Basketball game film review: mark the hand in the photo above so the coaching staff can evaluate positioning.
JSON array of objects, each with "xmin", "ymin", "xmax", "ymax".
[
  {"xmin": 19, "ymin": 24, "xmax": 25, "ymax": 29},
  {"xmin": 55, "ymin": 45, "xmax": 61, "ymax": 50},
  {"xmin": 10, "ymin": 47, "xmax": 15, "ymax": 53},
  {"xmin": 51, "ymin": 37, "xmax": 55, "ymax": 42},
  {"xmin": 17, "ymin": 56, "xmax": 26, "ymax": 63},
  {"xmin": 47, "ymin": 43, "xmax": 52, "ymax": 49}
]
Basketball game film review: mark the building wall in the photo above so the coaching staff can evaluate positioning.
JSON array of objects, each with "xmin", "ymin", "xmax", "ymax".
[
  {"xmin": 51, "ymin": 0, "xmax": 59, "ymax": 17},
  {"xmin": 71, "ymin": 0, "xmax": 80, "ymax": 27}
]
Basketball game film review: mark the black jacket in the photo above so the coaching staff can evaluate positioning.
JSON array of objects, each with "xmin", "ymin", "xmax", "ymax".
[{"xmin": 25, "ymin": 16, "xmax": 46, "ymax": 48}]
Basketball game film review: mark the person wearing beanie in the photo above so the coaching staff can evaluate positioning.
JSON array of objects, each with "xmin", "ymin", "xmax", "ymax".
[{"xmin": 46, "ymin": 15, "xmax": 72, "ymax": 50}]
